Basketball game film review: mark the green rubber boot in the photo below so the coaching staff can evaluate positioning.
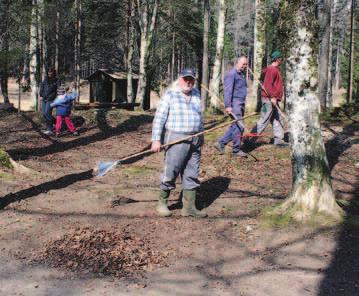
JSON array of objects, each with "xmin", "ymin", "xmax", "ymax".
[
  {"xmin": 156, "ymin": 190, "xmax": 172, "ymax": 217},
  {"xmin": 181, "ymin": 189, "xmax": 208, "ymax": 218}
]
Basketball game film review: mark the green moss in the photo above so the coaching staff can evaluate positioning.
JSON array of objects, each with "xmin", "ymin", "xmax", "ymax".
[
  {"xmin": 0, "ymin": 171, "xmax": 15, "ymax": 181},
  {"xmin": 260, "ymin": 204, "xmax": 296, "ymax": 228},
  {"xmin": 0, "ymin": 148, "xmax": 12, "ymax": 169},
  {"xmin": 260, "ymin": 202, "xmax": 343, "ymax": 228}
]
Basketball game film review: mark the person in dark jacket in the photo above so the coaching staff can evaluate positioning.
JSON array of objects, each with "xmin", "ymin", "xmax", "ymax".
[
  {"xmin": 40, "ymin": 68, "xmax": 59, "ymax": 135},
  {"xmin": 50, "ymin": 83, "xmax": 78, "ymax": 137},
  {"xmin": 214, "ymin": 56, "xmax": 248, "ymax": 157}
]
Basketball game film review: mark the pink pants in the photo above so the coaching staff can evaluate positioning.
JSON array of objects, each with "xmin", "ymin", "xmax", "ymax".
[{"xmin": 55, "ymin": 116, "xmax": 76, "ymax": 133}]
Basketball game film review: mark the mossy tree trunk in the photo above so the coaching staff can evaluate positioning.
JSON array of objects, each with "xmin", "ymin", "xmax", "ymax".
[
  {"xmin": 209, "ymin": 0, "xmax": 226, "ymax": 111},
  {"xmin": 283, "ymin": 0, "xmax": 343, "ymax": 221}
]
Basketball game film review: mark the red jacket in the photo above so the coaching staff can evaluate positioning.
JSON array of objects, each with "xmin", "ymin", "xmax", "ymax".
[{"xmin": 261, "ymin": 66, "xmax": 283, "ymax": 100}]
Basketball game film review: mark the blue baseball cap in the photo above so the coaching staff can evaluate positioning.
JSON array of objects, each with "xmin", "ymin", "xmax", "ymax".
[{"xmin": 180, "ymin": 68, "xmax": 196, "ymax": 79}]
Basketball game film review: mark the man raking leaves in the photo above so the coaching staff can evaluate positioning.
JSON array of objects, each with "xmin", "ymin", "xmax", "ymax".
[{"xmin": 247, "ymin": 51, "xmax": 288, "ymax": 148}]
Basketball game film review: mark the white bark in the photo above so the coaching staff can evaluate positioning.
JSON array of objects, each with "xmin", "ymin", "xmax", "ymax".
[
  {"xmin": 284, "ymin": 1, "xmax": 342, "ymax": 220},
  {"xmin": 127, "ymin": 0, "xmax": 135, "ymax": 103},
  {"xmin": 347, "ymin": 0, "xmax": 355, "ymax": 103},
  {"xmin": 201, "ymin": 0, "xmax": 210, "ymax": 112},
  {"xmin": 74, "ymin": 0, "xmax": 81, "ymax": 101},
  {"xmin": 253, "ymin": 0, "xmax": 266, "ymax": 110},
  {"xmin": 29, "ymin": 0, "xmax": 39, "ymax": 111},
  {"xmin": 55, "ymin": 7, "xmax": 59, "ymax": 73},
  {"xmin": 209, "ymin": 0, "xmax": 226, "ymax": 110},
  {"xmin": 135, "ymin": 0, "xmax": 159, "ymax": 109},
  {"xmin": 318, "ymin": 0, "xmax": 332, "ymax": 111}
]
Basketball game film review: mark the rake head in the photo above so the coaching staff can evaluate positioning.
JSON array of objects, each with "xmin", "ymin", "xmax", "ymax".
[{"xmin": 93, "ymin": 160, "xmax": 120, "ymax": 177}]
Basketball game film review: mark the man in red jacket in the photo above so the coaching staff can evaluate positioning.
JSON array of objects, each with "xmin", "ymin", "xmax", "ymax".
[{"xmin": 249, "ymin": 51, "xmax": 288, "ymax": 147}]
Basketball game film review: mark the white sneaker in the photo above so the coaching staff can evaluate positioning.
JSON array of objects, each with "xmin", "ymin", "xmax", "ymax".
[{"xmin": 43, "ymin": 130, "xmax": 54, "ymax": 135}]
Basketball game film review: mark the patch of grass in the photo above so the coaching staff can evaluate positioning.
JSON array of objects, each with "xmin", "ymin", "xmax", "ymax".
[
  {"xmin": 260, "ymin": 203, "xmax": 343, "ymax": 229},
  {"xmin": 0, "ymin": 171, "xmax": 15, "ymax": 181},
  {"xmin": 0, "ymin": 148, "xmax": 12, "ymax": 169},
  {"xmin": 260, "ymin": 205, "xmax": 295, "ymax": 228},
  {"xmin": 204, "ymin": 129, "xmax": 223, "ymax": 142},
  {"xmin": 121, "ymin": 165, "xmax": 154, "ymax": 177}
]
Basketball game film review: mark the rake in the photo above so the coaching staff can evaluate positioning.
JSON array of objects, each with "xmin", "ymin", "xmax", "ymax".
[{"xmin": 93, "ymin": 112, "xmax": 258, "ymax": 177}]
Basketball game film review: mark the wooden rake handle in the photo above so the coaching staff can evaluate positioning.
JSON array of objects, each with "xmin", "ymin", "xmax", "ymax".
[{"xmin": 118, "ymin": 112, "xmax": 258, "ymax": 163}]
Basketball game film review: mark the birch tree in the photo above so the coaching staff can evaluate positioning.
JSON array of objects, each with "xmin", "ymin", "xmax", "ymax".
[
  {"xmin": 74, "ymin": 0, "xmax": 82, "ymax": 101},
  {"xmin": 29, "ymin": 0, "xmax": 39, "ymax": 111},
  {"xmin": 135, "ymin": 0, "xmax": 159, "ymax": 110},
  {"xmin": 346, "ymin": 0, "xmax": 355, "ymax": 103},
  {"xmin": 0, "ymin": 0, "xmax": 10, "ymax": 104},
  {"xmin": 209, "ymin": 0, "xmax": 226, "ymax": 111},
  {"xmin": 318, "ymin": 0, "xmax": 332, "ymax": 111},
  {"xmin": 127, "ymin": 0, "xmax": 135, "ymax": 103},
  {"xmin": 253, "ymin": 0, "xmax": 266, "ymax": 111},
  {"xmin": 201, "ymin": 0, "xmax": 210, "ymax": 111},
  {"xmin": 280, "ymin": 0, "xmax": 343, "ymax": 220}
]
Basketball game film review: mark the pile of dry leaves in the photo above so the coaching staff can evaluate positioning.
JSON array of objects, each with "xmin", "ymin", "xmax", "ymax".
[{"xmin": 34, "ymin": 227, "xmax": 167, "ymax": 278}]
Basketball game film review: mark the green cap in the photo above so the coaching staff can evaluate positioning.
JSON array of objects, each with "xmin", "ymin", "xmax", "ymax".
[{"xmin": 271, "ymin": 50, "xmax": 282, "ymax": 60}]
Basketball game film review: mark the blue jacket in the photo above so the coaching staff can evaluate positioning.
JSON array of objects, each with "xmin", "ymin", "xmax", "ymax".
[
  {"xmin": 223, "ymin": 68, "xmax": 247, "ymax": 108},
  {"xmin": 50, "ymin": 91, "xmax": 77, "ymax": 116}
]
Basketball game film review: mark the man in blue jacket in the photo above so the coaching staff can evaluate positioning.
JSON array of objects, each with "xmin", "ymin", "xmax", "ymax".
[
  {"xmin": 39, "ymin": 68, "xmax": 59, "ymax": 135},
  {"xmin": 214, "ymin": 56, "xmax": 248, "ymax": 157}
]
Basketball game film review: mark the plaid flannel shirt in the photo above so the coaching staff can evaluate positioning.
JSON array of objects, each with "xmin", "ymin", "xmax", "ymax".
[{"xmin": 151, "ymin": 87, "xmax": 203, "ymax": 141}]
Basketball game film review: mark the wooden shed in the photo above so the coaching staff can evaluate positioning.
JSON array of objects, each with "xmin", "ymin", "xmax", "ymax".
[{"xmin": 87, "ymin": 69, "xmax": 138, "ymax": 104}]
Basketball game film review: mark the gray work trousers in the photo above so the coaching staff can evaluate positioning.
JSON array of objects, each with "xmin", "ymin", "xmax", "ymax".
[
  {"xmin": 160, "ymin": 131, "xmax": 202, "ymax": 191},
  {"xmin": 252, "ymin": 100, "xmax": 284, "ymax": 144}
]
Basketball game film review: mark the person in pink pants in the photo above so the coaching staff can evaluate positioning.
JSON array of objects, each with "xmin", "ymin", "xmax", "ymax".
[{"xmin": 51, "ymin": 83, "xmax": 79, "ymax": 137}]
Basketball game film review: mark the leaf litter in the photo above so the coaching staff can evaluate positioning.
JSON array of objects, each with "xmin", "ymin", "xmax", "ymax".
[{"xmin": 32, "ymin": 227, "xmax": 168, "ymax": 278}]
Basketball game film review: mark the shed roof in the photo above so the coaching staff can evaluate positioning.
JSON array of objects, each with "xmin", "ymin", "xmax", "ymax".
[{"xmin": 87, "ymin": 69, "xmax": 139, "ymax": 81}]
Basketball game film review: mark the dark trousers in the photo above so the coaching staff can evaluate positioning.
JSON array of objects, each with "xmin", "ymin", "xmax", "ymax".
[
  {"xmin": 219, "ymin": 102, "xmax": 245, "ymax": 152},
  {"xmin": 42, "ymin": 100, "xmax": 55, "ymax": 131}
]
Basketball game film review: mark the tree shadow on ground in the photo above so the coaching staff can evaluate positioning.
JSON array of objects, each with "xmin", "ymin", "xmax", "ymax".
[
  {"xmin": 324, "ymin": 120, "xmax": 359, "ymax": 171},
  {"xmin": 0, "ymin": 169, "xmax": 93, "ymax": 209},
  {"xmin": 317, "ymin": 120, "xmax": 359, "ymax": 295},
  {"xmin": 7, "ymin": 110, "xmax": 153, "ymax": 160},
  {"xmin": 317, "ymin": 178, "xmax": 359, "ymax": 295}
]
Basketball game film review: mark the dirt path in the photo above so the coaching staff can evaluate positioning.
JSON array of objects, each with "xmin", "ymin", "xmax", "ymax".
[{"xmin": 0, "ymin": 109, "xmax": 358, "ymax": 296}]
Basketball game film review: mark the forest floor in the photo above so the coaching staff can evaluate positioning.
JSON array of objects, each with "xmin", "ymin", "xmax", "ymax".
[{"xmin": 0, "ymin": 107, "xmax": 358, "ymax": 296}]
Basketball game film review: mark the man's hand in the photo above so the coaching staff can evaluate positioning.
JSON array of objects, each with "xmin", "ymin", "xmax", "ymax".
[
  {"xmin": 151, "ymin": 141, "xmax": 161, "ymax": 153},
  {"xmin": 225, "ymin": 107, "xmax": 232, "ymax": 114},
  {"xmin": 270, "ymin": 97, "xmax": 277, "ymax": 105}
]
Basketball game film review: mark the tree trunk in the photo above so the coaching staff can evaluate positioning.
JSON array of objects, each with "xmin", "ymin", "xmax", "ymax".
[
  {"xmin": 346, "ymin": 0, "xmax": 355, "ymax": 103},
  {"xmin": 127, "ymin": 0, "xmax": 135, "ymax": 103},
  {"xmin": 283, "ymin": 0, "xmax": 343, "ymax": 221},
  {"xmin": 0, "ymin": 0, "xmax": 10, "ymax": 104},
  {"xmin": 201, "ymin": 0, "xmax": 210, "ymax": 112},
  {"xmin": 38, "ymin": 0, "xmax": 46, "ymax": 80},
  {"xmin": 253, "ymin": 0, "xmax": 266, "ymax": 112},
  {"xmin": 29, "ymin": 0, "xmax": 39, "ymax": 111},
  {"xmin": 74, "ymin": 0, "xmax": 82, "ymax": 101},
  {"xmin": 318, "ymin": 0, "xmax": 332, "ymax": 112},
  {"xmin": 334, "ymin": 34, "xmax": 342, "ymax": 90},
  {"xmin": 55, "ymin": 3, "xmax": 59, "ymax": 73},
  {"xmin": 208, "ymin": 0, "xmax": 226, "ymax": 111},
  {"xmin": 135, "ymin": 0, "xmax": 159, "ymax": 110},
  {"xmin": 171, "ymin": 30, "xmax": 175, "ymax": 82}
]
